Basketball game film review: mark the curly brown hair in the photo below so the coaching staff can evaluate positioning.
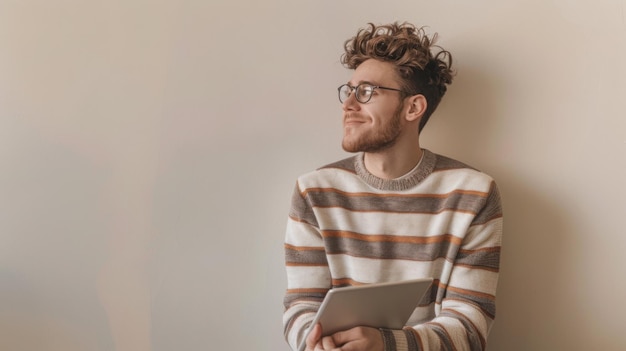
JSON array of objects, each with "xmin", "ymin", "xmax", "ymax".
[{"xmin": 341, "ymin": 22, "xmax": 454, "ymax": 132}]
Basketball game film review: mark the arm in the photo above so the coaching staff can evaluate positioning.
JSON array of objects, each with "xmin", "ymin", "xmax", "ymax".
[
  {"xmin": 380, "ymin": 182, "xmax": 503, "ymax": 351},
  {"xmin": 283, "ymin": 182, "xmax": 331, "ymax": 350}
]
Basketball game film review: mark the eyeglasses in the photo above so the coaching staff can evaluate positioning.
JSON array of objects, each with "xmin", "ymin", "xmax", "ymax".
[{"xmin": 337, "ymin": 83, "xmax": 407, "ymax": 104}]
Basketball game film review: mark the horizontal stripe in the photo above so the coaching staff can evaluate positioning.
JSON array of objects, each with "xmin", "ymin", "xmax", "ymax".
[
  {"xmin": 313, "ymin": 207, "xmax": 476, "ymax": 238},
  {"xmin": 323, "ymin": 230, "xmax": 463, "ymax": 245},
  {"xmin": 285, "ymin": 266, "xmax": 330, "ymax": 289},
  {"xmin": 284, "ymin": 219, "xmax": 322, "ymax": 247},
  {"xmin": 285, "ymin": 244, "xmax": 328, "ymax": 266},
  {"xmin": 301, "ymin": 187, "xmax": 488, "ymax": 199},
  {"xmin": 331, "ymin": 277, "xmax": 366, "ymax": 287},
  {"xmin": 444, "ymin": 291, "xmax": 496, "ymax": 320},
  {"xmin": 448, "ymin": 266, "xmax": 499, "ymax": 295},
  {"xmin": 284, "ymin": 243, "xmax": 325, "ymax": 251},
  {"xmin": 455, "ymin": 247, "xmax": 500, "ymax": 271},
  {"xmin": 302, "ymin": 189, "xmax": 488, "ymax": 215},
  {"xmin": 462, "ymin": 219, "xmax": 503, "ymax": 250},
  {"xmin": 326, "ymin": 255, "xmax": 448, "ymax": 284},
  {"xmin": 322, "ymin": 232, "xmax": 461, "ymax": 262}
]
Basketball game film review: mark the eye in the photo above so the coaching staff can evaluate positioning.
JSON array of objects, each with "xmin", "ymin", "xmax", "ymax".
[{"xmin": 357, "ymin": 85, "xmax": 374, "ymax": 100}]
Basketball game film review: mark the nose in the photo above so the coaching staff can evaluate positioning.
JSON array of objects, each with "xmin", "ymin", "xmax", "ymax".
[{"xmin": 342, "ymin": 92, "xmax": 360, "ymax": 112}]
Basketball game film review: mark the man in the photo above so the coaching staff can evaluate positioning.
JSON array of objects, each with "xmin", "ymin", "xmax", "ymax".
[{"xmin": 283, "ymin": 22, "xmax": 503, "ymax": 351}]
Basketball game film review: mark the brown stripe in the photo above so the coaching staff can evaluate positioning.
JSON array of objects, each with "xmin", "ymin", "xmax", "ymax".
[
  {"xmin": 404, "ymin": 327, "xmax": 421, "ymax": 351},
  {"xmin": 439, "ymin": 309, "xmax": 485, "ymax": 350},
  {"xmin": 444, "ymin": 294, "xmax": 496, "ymax": 320},
  {"xmin": 322, "ymin": 234, "xmax": 460, "ymax": 262},
  {"xmin": 472, "ymin": 182, "xmax": 503, "ymax": 225},
  {"xmin": 289, "ymin": 182, "xmax": 318, "ymax": 227},
  {"xmin": 323, "ymin": 230, "xmax": 463, "ymax": 245},
  {"xmin": 380, "ymin": 328, "xmax": 396, "ymax": 351},
  {"xmin": 425, "ymin": 322, "xmax": 457, "ymax": 351},
  {"xmin": 303, "ymin": 189, "xmax": 488, "ymax": 215},
  {"xmin": 431, "ymin": 153, "xmax": 476, "ymax": 172},
  {"xmin": 302, "ymin": 187, "xmax": 487, "ymax": 199},
  {"xmin": 445, "ymin": 285, "xmax": 495, "ymax": 301},
  {"xmin": 285, "ymin": 245, "xmax": 328, "ymax": 266},
  {"xmin": 319, "ymin": 156, "xmax": 358, "ymax": 173},
  {"xmin": 455, "ymin": 247, "xmax": 501, "ymax": 271}
]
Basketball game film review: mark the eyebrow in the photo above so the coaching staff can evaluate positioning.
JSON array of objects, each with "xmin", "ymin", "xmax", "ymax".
[{"xmin": 347, "ymin": 80, "xmax": 379, "ymax": 86}]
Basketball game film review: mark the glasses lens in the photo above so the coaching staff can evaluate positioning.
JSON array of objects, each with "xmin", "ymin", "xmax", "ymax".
[
  {"xmin": 356, "ymin": 84, "xmax": 373, "ymax": 103},
  {"xmin": 338, "ymin": 85, "xmax": 352, "ymax": 103}
]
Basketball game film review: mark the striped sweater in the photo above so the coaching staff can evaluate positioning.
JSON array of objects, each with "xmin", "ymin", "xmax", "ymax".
[{"xmin": 283, "ymin": 149, "xmax": 503, "ymax": 351}]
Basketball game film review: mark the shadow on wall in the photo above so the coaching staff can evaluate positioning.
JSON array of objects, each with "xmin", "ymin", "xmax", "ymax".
[
  {"xmin": 424, "ymin": 63, "xmax": 572, "ymax": 349},
  {"xmin": 487, "ymin": 172, "xmax": 570, "ymax": 350}
]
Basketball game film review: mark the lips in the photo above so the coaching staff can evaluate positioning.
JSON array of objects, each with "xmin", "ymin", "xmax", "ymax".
[{"xmin": 343, "ymin": 114, "xmax": 366, "ymax": 126}]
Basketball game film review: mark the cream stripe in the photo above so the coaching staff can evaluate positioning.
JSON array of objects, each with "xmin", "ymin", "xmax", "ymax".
[
  {"xmin": 285, "ymin": 219, "xmax": 323, "ymax": 247},
  {"xmin": 464, "ymin": 219, "xmax": 503, "ymax": 249},
  {"xmin": 299, "ymin": 167, "xmax": 493, "ymax": 195},
  {"xmin": 449, "ymin": 266, "xmax": 499, "ymax": 294},
  {"xmin": 326, "ymin": 255, "xmax": 447, "ymax": 283},
  {"xmin": 316, "ymin": 207, "xmax": 474, "ymax": 238},
  {"xmin": 286, "ymin": 266, "xmax": 331, "ymax": 289}
]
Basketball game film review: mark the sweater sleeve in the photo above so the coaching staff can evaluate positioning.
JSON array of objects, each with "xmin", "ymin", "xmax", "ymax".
[
  {"xmin": 383, "ymin": 181, "xmax": 503, "ymax": 351},
  {"xmin": 283, "ymin": 182, "xmax": 331, "ymax": 350}
]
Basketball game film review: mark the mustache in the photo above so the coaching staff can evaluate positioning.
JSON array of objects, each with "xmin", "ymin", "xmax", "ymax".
[{"xmin": 343, "ymin": 112, "xmax": 362, "ymax": 121}]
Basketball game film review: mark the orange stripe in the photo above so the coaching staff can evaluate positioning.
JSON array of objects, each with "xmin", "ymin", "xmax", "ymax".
[
  {"xmin": 284, "ymin": 243, "xmax": 325, "ymax": 251},
  {"xmin": 286, "ymin": 288, "xmax": 329, "ymax": 294},
  {"xmin": 313, "ymin": 206, "xmax": 479, "ymax": 216},
  {"xmin": 455, "ymin": 263, "xmax": 500, "ymax": 273},
  {"xmin": 322, "ymin": 230, "xmax": 463, "ymax": 245},
  {"xmin": 443, "ymin": 284, "xmax": 495, "ymax": 300},
  {"xmin": 285, "ymin": 262, "xmax": 327, "ymax": 267},
  {"xmin": 287, "ymin": 215, "xmax": 316, "ymax": 226},
  {"xmin": 331, "ymin": 277, "xmax": 367, "ymax": 286}
]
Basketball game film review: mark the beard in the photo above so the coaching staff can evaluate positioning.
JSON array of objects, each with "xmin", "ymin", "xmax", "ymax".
[{"xmin": 341, "ymin": 104, "xmax": 404, "ymax": 153}]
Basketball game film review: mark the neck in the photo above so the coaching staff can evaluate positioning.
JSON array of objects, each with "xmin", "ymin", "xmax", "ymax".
[{"xmin": 363, "ymin": 141, "xmax": 423, "ymax": 180}]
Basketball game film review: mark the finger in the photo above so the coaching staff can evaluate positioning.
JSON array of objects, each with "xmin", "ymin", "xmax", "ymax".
[
  {"xmin": 322, "ymin": 335, "xmax": 336, "ymax": 349},
  {"xmin": 306, "ymin": 324, "xmax": 322, "ymax": 350}
]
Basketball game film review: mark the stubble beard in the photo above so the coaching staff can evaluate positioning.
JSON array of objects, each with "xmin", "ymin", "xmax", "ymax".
[{"xmin": 341, "ymin": 104, "xmax": 404, "ymax": 153}]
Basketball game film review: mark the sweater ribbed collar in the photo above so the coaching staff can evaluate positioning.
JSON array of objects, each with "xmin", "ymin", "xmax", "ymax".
[{"xmin": 354, "ymin": 149, "xmax": 436, "ymax": 191}]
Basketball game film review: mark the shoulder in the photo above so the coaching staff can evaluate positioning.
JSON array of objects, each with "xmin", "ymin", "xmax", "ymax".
[
  {"xmin": 295, "ymin": 155, "xmax": 359, "ymax": 190},
  {"xmin": 431, "ymin": 152, "xmax": 492, "ymax": 177},
  {"xmin": 425, "ymin": 151, "xmax": 498, "ymax": 194}
]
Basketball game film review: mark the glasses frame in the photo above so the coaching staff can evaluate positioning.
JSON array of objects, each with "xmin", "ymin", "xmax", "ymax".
[{"xmin": 337, "ymin": 83, "xmax": 408, "ymax": 104}]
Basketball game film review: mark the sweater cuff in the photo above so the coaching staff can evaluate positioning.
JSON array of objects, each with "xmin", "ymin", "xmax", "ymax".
[{"xmin": 380, "ymin": 328, "xmax": 413, "ymax": 351}]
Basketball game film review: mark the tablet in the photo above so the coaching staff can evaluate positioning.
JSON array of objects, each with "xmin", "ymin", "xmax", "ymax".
[{"xmin": 298, "ymin": 278, "xmax": 433, "ymax": 351}]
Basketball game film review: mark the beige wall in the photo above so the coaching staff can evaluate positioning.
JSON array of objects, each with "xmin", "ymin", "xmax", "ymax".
[{"xmin": 1, "ymin": 1, "xmax": 625, "ymax": 350}]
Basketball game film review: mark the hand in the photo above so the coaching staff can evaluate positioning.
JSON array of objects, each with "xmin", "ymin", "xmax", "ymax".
[
  {"xmin": 329, "ymin": 326, "xmax": 384, "ymax": 351},
  {"xmin": 306, "ymin": 325, "xmax": 384, "ymax": 351}
]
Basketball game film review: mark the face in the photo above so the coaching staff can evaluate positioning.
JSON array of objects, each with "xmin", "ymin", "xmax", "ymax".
[{"xmin": 341, "ymin": 59, "xmax": 407, "ymax": 153}]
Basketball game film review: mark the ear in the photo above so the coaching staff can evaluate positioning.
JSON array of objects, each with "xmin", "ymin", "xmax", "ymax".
[{"xmin": 405, "ymin": 94, "xmax": 427, "ymax": 122}]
